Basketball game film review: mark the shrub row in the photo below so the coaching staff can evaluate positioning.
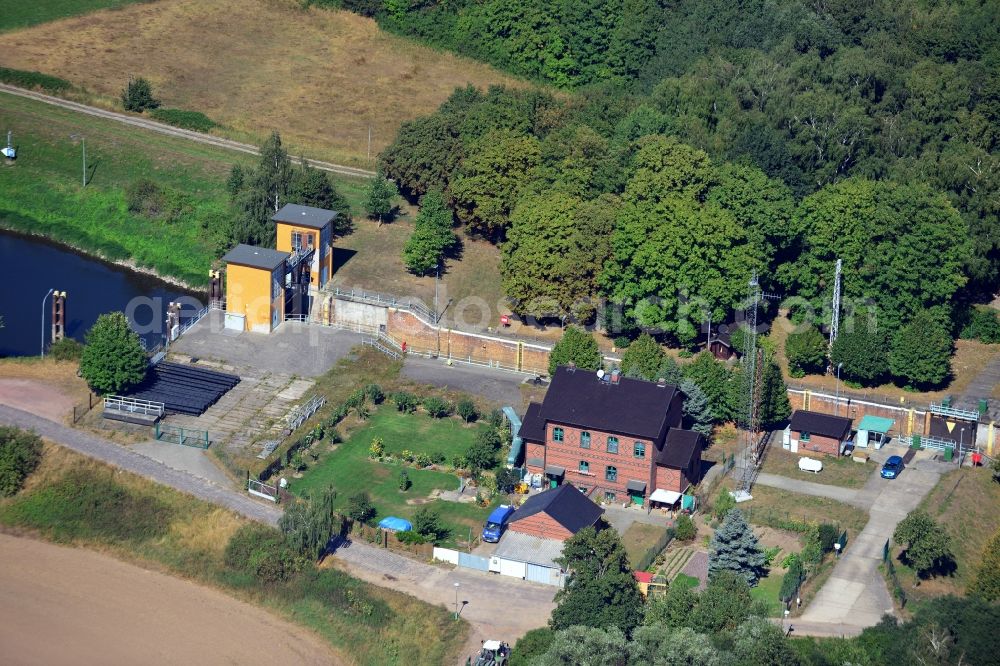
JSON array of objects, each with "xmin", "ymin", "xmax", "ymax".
[
  {"xmin": 0, "ymin": 67, "xmax": 71, "ymax": 93},
  {"xmin": 149, "ymin": 108, "xmax": 219, "ymax": 132},
  {"xmin": 637, "ymin": 527, "xmax": 676, "ymax": 572}
]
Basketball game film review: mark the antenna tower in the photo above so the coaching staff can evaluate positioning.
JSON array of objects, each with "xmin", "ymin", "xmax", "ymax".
[
  {"xmin": 829, "ymin": 258, "xmax": 842, "ymax": 348},
  {"xmin": 736, "ymin": 272, "xmax": 780, "ymax": 498}
]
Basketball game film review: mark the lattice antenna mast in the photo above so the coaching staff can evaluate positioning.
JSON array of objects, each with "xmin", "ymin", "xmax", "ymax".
[
  {"xmin": 829, "ymin": 258, "xmax": 842, "ymax": 348},
  {"xmin": 739, "ymin": 272, "xmax": 781, "ymax": 496}
]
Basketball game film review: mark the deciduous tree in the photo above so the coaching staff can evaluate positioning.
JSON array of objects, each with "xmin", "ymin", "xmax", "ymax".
[
  {"xmin": 551, "ymin": 526, "xmax": 644, "ymax": 636},
  {"xmin": 79, "ymin": 312, "xmax": 147, "ymax": 394},
  {"xmin": 890, "ymin": 312, "xmax": 952, "ymax": 388},
  {"xmin": 785, "ymin": 325, "xmax": 828, "ymax": 377},
  {"xmin": 365, "ymin": 169, "xmax": 398, "ymax": 225},
  {"xmin": 970, "ymin": 529, "xmax": 1000, "ymax": 602},
  {"xmin": 830, "ymin": 319, "xmax": 889, "ymax": 385},
  {"xmin": 548, "ymin": 326, "xmax": 602, "ymax": 375},
  {"xmin": 893, "ymin": 510, "xmax": 954, "ymax": 579},
  {"xmin": 403, "ymin": 190, "xmax": 456, "ymax": 275},
  {"xmin": 0, "ymin": 426, "xmax": 42, "ymax": 497},
  {"xmin": 620, "ymin": 332, "xmax": 665, "ymax": 380}
]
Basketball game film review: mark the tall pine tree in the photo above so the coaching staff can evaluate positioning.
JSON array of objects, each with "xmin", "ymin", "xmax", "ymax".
[
  {"xmin": 680, "ymin": 379, "xmax": 714, "ymax": 436},
  {"xmin": 708, "ymin": 509, "xmax": 766, "ymax": 587}
]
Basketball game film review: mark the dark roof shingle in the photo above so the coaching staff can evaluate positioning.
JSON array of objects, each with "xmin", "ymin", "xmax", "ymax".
[
  {"xmin": 222, "ymin": 244, "xmax": 289, "ymax": 271},
  {"xmin": 520, "ymin": 402, "xmax": 545, "ymax": 442},
  {"xmin": 538, "ymin": 366, "xmax": 677, "ymax": 440},
  {"xmin": 789, "ymin": 410, "xmax": 852, "ymax": 440},
  {"xmin": 272, "ymin": 203, "xmax": 338, "ymax": 230},
  {"xmin": 658, "ymin": 429, "xmax": 702, "ymax": 468},
  {"xmin": 510, "ymin": 485, "xmax": 604, "ymax": 535}
]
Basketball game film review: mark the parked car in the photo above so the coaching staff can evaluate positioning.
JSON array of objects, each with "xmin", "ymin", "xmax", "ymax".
[
  {"xmin": 481, "ymin": 505, "xmax": 515, "ymax": 543},
  {"xmin": 880, "ymin": 455, "xmax": 904, "ymax": 479}
]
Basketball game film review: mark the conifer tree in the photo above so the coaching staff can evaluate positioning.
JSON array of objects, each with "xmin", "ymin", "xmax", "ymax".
[
  {"xmin": 708, "ymin": 509, "xmax": 766, "ymax": 587},
  {"xmin": 680, "ymin": 379, "xmax": 714, "ymax": 436}
]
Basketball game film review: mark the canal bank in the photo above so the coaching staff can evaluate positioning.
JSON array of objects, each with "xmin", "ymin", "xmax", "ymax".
[{"xmin": 0, "ymin": 229, "xmax": 204, "ymax": 357}]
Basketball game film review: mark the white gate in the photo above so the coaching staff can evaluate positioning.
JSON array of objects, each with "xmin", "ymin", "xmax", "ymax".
[
  {"xmin": 526, "ymin": 563, "xmax": 559, "ymax": 585},
  {"xmin": 499, "ymin": 559, "xmax": 526, "ymax": 579}
]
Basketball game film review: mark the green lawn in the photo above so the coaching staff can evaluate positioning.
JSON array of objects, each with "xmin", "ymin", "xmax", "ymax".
[
  {"xmin": 622, "ymin": 522, "xmax": 669, "ymax": 569},
  {"xmin": 0, "ymin": 0, "xmax": 148, "ymax": 32},
  {"xmin": 673, "ymin": 573, "xmax": 700, "ymax": 591},
  {"xmin": 0, "ymin": 91, "xmax": 369, "ymax": 286},
  {"xmin": 292, "ymin": 408, "xmax": 493, "ymax": 544},
  {"xmin": 762, "ymin": 448, "xmax": 874, "ymax": 489},
  {"xmin": 750, "ymin": 569, "xmax": 786, "ymax": 617}
]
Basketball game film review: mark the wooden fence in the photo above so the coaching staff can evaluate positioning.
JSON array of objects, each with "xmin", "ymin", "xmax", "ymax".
[{"xmin": 350, "ymin": 522, "xmax": 434, "ymax": 559}]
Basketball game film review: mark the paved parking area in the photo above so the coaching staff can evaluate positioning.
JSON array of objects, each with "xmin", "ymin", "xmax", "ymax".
[{"xmin": 170, "ymin": 311, "xmax": 365, "ymax": 378}]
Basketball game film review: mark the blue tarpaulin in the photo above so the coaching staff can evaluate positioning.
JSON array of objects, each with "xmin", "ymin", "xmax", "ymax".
[{"xmin": 378, "ymin": 516, "xmax": 412, "ymax": 532}]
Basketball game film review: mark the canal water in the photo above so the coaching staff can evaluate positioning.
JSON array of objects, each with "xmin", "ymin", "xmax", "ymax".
[{"xmin": 0, "ymin": 230, "xmax": 204, "ymax": 357}]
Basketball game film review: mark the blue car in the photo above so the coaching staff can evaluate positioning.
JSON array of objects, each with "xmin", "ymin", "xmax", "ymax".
[{"xmin": 881, "ymin": 455, "xmax": 904, "ymax": 479}]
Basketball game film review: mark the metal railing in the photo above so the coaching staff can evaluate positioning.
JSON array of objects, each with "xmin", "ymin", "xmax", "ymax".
[
  {"xmin": 104, "ymin": 395, "xmax": 165, "ymax": 417},
  {"xmin": 154, "ymin": 423, "xmax": 210, "ymax": 448},
  {"xmin": 362, "ymin": 337, "xmax": 401, "ymax": 360},
  {"xmin": 284, "ymin": 313, "xmax": 310, "ymax": 322},
  {"xmin": 176, "ymin": 306, "xmax": 210, "ymax": 338},
  {"xmin": 257, "ymin": 440, "xmax": 281, "ymax": 460},
  {"xmin": 330, "ymin": 285, "xmax": 437, "ymax": 323},
  {"xmin": 248, "ymin": 478, "xmax": 278, "ymax": 502},
  {"xmin": 929, "ymin": 403, "xmax": 980, "ymax": 421},
  {"xmin": 285, "ymin": 395, "xmax": 326, "ymax": 432}
]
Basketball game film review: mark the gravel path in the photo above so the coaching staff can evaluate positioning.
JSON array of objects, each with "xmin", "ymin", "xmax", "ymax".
[{"xmin": 0, "ymin": 84, "xmax": 374, "ymax": 179}]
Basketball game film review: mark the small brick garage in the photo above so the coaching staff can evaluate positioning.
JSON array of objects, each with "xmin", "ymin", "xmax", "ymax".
[
  {"xmin": 507, "ymin": 484, "xmax": 604, "ymax": 541},
  {"xmin": 786, "ymin": 409, "xmax": 853, "ymax": 456}
]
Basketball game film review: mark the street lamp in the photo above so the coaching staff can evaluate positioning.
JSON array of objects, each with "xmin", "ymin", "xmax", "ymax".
[
  {"xmin": 40, "ymin": 288, "xmax": 54, "ymax": 357},
  {"xmin": 834, "ymin": 363, "xmax": 843, "ymax": 416},
  {"xmin": 453, "ymin": 582, "xmax": 461, "ymax": 620}
]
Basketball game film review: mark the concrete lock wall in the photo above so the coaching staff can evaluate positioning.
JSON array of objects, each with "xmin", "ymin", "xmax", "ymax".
[{"xmin": 333, "ymin": 299, "xmax": 388, "ymax": 331}]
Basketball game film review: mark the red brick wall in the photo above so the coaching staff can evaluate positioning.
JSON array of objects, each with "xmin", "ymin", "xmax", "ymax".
[
  {"xmin": 655, "ymin": 466, "xmax": 683, "ymax": 494},
  {"xmin": 536, "ymin": 422, "xmax": 655, "ymax": 503},
  {"xmin": 509, "ymin": 512, "xmax": 573, "ymax": 541},
  {"xmin": 788, "ymin": 390, "xmax": 927, "ymax": 437},
  {"xmin": 791, "ymin": 430, "xmax": 841, "ymax": 456},
  {"xmin": 385, "ymin": 309, "xmax": 550, "ymax": 374},
  {"xmin": 525, "ymin": 442, "xmax": 545, "ymax": 469}
]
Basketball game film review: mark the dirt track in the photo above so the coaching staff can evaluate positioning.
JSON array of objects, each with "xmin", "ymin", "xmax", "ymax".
[{"xmin": 0, "ymin": 533, "xmax": 342, "ymax": 665}]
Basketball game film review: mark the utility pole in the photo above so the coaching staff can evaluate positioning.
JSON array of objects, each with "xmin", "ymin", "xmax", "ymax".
[{"xmin": 829, "ymin": 258, "xmax": 842, "ymax": 349}]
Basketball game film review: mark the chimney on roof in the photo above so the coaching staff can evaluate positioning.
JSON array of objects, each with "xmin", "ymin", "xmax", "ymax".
[
  {"xmin": 567, "ymin": 362, "xmax": 576, "ymax": 372},
  {"xmin": 610, "ymin": 369, "xmax": 620, "ymax": 385},
  {"xmin": 657, "ymin": 378, "xmax": 666, "ymax": 387}
]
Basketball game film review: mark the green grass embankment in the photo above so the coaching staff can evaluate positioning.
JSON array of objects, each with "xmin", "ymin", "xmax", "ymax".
[
  {"xmin": 0, "ymin": 0, "xmax": 150, "ymax": 32},
  {"xmin": 0, "ymin": 91, "xmax": 370, "ymax": 287},
  {"xmin": 0, "ymin": 442, "xmax": 467, "ymax": 665}
]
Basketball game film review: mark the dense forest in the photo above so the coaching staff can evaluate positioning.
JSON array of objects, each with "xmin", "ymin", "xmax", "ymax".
[{"xmin": 337, "ymin": 0, "xmax": 997, "ymax": 382}]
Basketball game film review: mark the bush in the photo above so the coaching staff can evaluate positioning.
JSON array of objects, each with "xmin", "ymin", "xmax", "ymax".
[
  {"xmin": 496, "ymin": 467, "xmax": 521, "ymax": 493},
  {"xmin": 713, "ymin": 486, "xmax": 736, "ymax": 522},
  {"xmin": 149, "ymin": 108, "xmax": 218, "ymax": 132},
  {"xmin": 456, "ymin": 398, "xmax": 478, "ymax": 422},
  {"xmin": 391, "ymin": 391, "xmax": 418, "ymax": 413},
  {"xmin": 818, "ymin": 523, "xmax": 840, "ymax": 553},
  {"xmin": 511, "ymin": 627, "xmax": 556, "ymax": 666},
  {"xmin": 398, "ymin": 468, "xmax": 411, "ymax": 491},
  {"xmin": 674, "ymin": 514, "xmax": 697, "ymax": 541},
  {"xmin": 422, "ymin": 396, "xmax": 452, "ymax": 418},
  {"xmin": 121, "ymin": 76, "xmax": 160, "ymax": 112},
  {"xmin": 763, "ymin": 546, "xmax": 782, "ymax": 566},
  {"xmin": 0, "ymin": 66, "xmax": 71, "ymax": 93},
  {"xmin": 487, "ymin": 408, "xmax": 505, "ymax": 428},
  {"xmin": 413, "ymin": 506, "xmax": 448, "ymax": 542},
  {"xmin": 364, "ymin": 383, "xmax": 385, "ymax": 404},
  {"xmin": 369, "ymin": 437, "xmax": 384, "ymax": 458},
  {"xmin": 347, "ymin": 491, "xmax": 376, "ymax": 523},
  {"xmin": 47, "ymin": 337, "xmax": 83, "ymax": 361},
  {"xmin": 225, "ymin": 523, "xmax": 303, "ymax": 584},
  {"xmin": 779, "ymin": 557, "xmax": 805, "ymax": 602},
  {"xmin": 960, "ymin": 307, "xmax": 1000, "ymax": 344},
  {"xmin": 430, "ymin": 451, "xmax": 446, "ymax": 465},
  {"xmin": 0, "ymin": 427, "xmax": 43, "ymax": 497},
  {"xmin": 396, "ymin": 529, "xmax": 427, "ymax": 544}
]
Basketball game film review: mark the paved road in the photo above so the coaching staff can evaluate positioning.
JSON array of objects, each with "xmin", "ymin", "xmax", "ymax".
[
  {"xmin": 0, "ymin": 404, "xmax": 555, "ymax": 661},
  {"xmin": 402, "ymin": 356, "xmax": 530, "ymax": 408},
  {"xmin": 0, "ymin": 84, "xmax": 374, "ymax": 179},
  {"xmin": 798, "ymin": 452, "xmax": 948, "ymax": 631},
  {"xmin": 956, "ymin": 352, "xmax": 1000, "ymax": 420}
]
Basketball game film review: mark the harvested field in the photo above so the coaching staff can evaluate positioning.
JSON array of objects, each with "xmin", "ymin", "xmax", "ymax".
[
  {"xmin": 0, "ymin": 533, "xmax": 339, "ymax": 665},
  {"xmin": 0, "ymin": 0, "xmax": 526, "ymax": 166}
]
